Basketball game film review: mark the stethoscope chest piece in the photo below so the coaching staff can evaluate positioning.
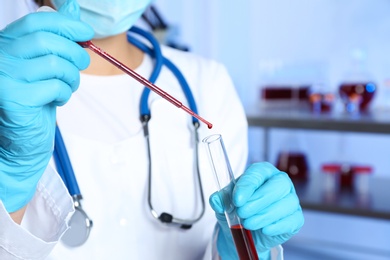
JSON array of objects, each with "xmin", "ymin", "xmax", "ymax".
[{"xmin": 61, "ymin": 196, "xmax": 93, "ymax": 247}]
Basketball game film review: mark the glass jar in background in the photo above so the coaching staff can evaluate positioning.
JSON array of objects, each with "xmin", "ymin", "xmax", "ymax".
[
  {"xmin": 260, "ymin": 84, "xmax": 310, "ymax": 110},
  {"xmin": 276, "ymin": 151, "xmax": 309, "ymax": 182},
  {"xmin": 339, "ymin": 163, "xmax": 354, "ymax": 191},
  {"xmin": 338, "ymin": 48, "xmax": 376, "ymax": 114},
  {"xmin": 353, "ymin": 165, "xmax": 373, "ymax": 197},
  {"xmin": 339, "ymin": 82, "xmax": 376, "ymax": 113},
  {"xmin": 321, "ymin": 162, "xmax": 372, "ymax": 193},
  {"xmin": 320, "ymin": 162, "xmax": 372, "ymax": 207},
  {"xmin": 309, "ymin": 83, "xmax": 335, "ymax": 114},
  {"xmin": 321, "ymin": 163, "xmax": 340, "ymax": 193},
  {"xmin": 321, "ymin": 163, "xmax": 340, "ymax": 203},
  {"xmin": 275, "ymin": 131, "xmax": 309, "ymax": 183},
  {"xmin": 257, "ymin": 60, "xmax": 328, "ymax": 111}
]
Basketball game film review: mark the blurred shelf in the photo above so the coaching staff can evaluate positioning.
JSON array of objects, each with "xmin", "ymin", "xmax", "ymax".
[
  {"xmin": 294, "ymin": 175, "xmax": 390, "ymax": 220},
  {"xmin": 246, "ymin": 106, "xmax": 390, "ymax": 219},
  {"xmin": 246, "ymin": 107, "xmax": 390, "ymax": 134}
]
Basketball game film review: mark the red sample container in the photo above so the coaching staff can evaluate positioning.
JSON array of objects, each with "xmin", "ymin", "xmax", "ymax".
[{"xmin": 276, "ymin": 151, "xmax": 309, "ymax": 181}]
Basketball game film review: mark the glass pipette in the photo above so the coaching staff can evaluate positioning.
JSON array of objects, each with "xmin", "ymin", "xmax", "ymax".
[{"xmin": 78, "ymin": 41, "xmax": 213, "ymax": 129}]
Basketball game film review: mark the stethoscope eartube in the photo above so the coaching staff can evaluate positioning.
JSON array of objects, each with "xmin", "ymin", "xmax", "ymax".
[
  {"xmin": 54, "ymin": 26, "xmax": 206, "ymax": 247},
  {"xmin": 141, "ymin": 115, "xmax": 205, "ymax": 229},
  {"xmin": 130, "ymin": 27, "xmax": 205, "ymax": 229}
]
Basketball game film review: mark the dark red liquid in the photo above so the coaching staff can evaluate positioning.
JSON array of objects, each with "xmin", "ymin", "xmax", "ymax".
[
  {"xmin": 309, "ymin": 93, "xmax": 334, "ymax": 113},
  {"xmin": 230, "ymin": 224, "xmax": 259, "ymax": 260},
  {"xmin": 339, "ymin": 165, "xmax": 372, "ymax": 191},
  {"xmin": 261, "ymin": 85, "xmax": 310, "ymax": 100},
  {"xmin": 339, "ymin": 164, "xmax": 354, "ymax": 190},
  {"xmin": 322, "ymin": 163, "xmax": 372, "ymax": 191},
  {"xmin": 338, "ymin": 82, "xmax": 376, "ymax": 111},
  {"xmin": 78, "ymin": 41, "xmax": 213, "ymax": 129},
  {"xmin": 276, "ymin": 152, "xmax": 308, "ymax": 181}
]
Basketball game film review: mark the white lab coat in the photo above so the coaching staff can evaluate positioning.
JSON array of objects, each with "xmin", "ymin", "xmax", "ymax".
[
  {"xmin": 51, "ymin": 47, "xmax": 251, "ymax": 260},
  {"xmin": 0, "ymin": 3, "xmax": 283, "ymax": 259}
]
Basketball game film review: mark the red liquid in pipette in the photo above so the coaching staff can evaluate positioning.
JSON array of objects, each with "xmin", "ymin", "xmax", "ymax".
[
  {"xmin": 78, "ymin": 41, "xmax": 213, "ymax": 129},
  {"xmin": 230, "ymin": 224, "xmax": 259, "ymax": 260}
]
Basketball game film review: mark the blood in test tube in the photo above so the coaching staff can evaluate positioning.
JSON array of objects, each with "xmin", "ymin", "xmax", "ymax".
[
  {"xmin": 230, "ymin": 224, "xmax": 259, "ymax": 260},
  {"xmin": 203, "ymin": 134, "xmax": 259, "ymax": 259}
]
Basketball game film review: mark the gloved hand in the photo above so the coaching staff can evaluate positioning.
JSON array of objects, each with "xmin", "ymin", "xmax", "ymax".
[
  {"xmin": 209, "ymin": 162, "xmax": 304, "ymax": 260},
  {"xmin": 0, "ymin": 0, "xmax": 93, "ymax": 213}
]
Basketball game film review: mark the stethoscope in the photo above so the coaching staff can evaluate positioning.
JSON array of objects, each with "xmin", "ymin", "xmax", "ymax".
[
  {"xmin": 53, "ymin": 26, "xmax": 206, "ymax": 247},
  {"xmin": 53, "ymin": 126, "xmax": 93, "ymax": 247}
]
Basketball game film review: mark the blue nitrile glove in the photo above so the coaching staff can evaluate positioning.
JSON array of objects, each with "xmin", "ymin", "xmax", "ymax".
[
  {"xmin": 0, "ymin": 0, "xmax": 94, "ymax": 213},
  {"xmin": 209, "ymin": 162, "xmax": 304, "ymax": 260}
]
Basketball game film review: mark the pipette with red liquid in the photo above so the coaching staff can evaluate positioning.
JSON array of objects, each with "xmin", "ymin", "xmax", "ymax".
[
  {"xmin": 78, "ymin": 41, "xmax": 212, "ymax": 129},
  {"xmin": 34, "ymin": 9, "xmax": 210, "ymax": 126}
]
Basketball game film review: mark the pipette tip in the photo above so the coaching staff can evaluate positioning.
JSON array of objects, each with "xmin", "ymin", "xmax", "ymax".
[{"xmin": 191, "ymin": 113, "xmax": 213, "ymax": 129}]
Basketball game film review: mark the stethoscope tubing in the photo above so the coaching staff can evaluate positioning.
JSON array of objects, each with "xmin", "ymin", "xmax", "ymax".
[
  {"xmin": 54, "ymin": 125, "xmax": 81, "ymax": 197},
  {"xmin": 127, "ymin": 27, "xmax": 199, "ymax": 124},
  {"xmin": 128, "ymin": 27, "xmax": 205, "ymax": 228}
]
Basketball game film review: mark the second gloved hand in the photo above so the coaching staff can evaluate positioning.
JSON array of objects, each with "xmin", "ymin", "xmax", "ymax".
[
  {"xmin": 0, "ymin": 0, "xmax": 94, "ymax": 213},
  {"xmin": 209, "ymin": 162, "xmax": 304, "ymax": 259}
]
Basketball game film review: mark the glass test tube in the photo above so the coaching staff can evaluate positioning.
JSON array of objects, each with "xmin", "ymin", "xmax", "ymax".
[{"xmin": 202, "ymin": 134, "xmax": 259, "ymax": 260}]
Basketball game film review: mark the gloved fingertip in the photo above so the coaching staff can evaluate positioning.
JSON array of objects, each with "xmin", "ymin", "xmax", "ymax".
[
  {"xmin": 232, "ymin": 191, "xmax": 244, "ymax": 208},
  {"xmin": 78, "ymin": 52, "xmax": 91, "ymax": 70},
  {"xmin": 58, "ymin": 0, "xmax": 80, "ymax": 20},
  {"xmin": 261, "ymin": 210, "xmax": 304, "ymax": 236},
  {"xmin": 209, "ymin": 192, "xmax": 224, "ymax": 214},
  {"xmin": 261, "ymin": 224, "xmax": 279, "ymax": 236},
  {"xmin": 232, "ymin": 182, "xmax": 253, "ymax": 207}
]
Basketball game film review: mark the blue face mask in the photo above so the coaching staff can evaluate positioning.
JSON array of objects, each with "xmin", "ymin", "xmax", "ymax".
[{"xmin": 52, "ymin": 0, "xmax": 153, "ymax": 39}]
